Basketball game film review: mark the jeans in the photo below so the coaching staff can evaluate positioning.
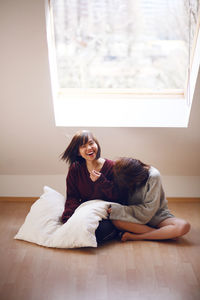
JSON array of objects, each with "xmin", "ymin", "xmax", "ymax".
[{"xmin": 95, "ymin": 219, "xmax": 118, "ymax": 245}]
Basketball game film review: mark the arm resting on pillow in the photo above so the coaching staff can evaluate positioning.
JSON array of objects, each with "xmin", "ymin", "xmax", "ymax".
[{"xmin": 61, "ymin": 165, "xmax": 81, "ymax": 223}]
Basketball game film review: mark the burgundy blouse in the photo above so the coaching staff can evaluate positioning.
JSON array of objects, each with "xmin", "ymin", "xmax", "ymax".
[{"xmin": 61, "ymin": 159, "xmax": 117, "ymax": 223}]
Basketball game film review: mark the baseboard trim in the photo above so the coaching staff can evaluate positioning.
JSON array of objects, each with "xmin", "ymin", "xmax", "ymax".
[
  {"xmin": 167, "ymin": 197, "xmax": 200, "ymax": 202},
  {"xmin": 0, "ymin": 197, "xmax": 200, "ymax": 203},
  {"xmin": 0, "ymin": 197, "xmax": 38, "ymax": 202}
]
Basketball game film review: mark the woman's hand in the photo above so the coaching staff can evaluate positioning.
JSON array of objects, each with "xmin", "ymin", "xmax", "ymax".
[
  {"xmin": 90, "ymin": 169, "xmax": 101, "ymax": 182},
  {"xmin": 107, "ymin": 205, "xmax": 112, "ymax": 218},
  {"xmin": 107, "ymin": 207, "xmax": 112, "ymax": 214}
]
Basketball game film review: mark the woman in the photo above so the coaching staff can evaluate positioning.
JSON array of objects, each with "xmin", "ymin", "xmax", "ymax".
[
  {"xmin": 61, "ymin": 130, "xmax": 119, "ymax": 244},
  {"xmin": 108, "ymin": 157, "xmax": 191, "ymax": 241}
]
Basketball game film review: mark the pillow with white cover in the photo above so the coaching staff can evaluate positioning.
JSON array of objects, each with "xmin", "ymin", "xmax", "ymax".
[{"xmin": 14, "ymin": 186, "xmax": 110, "ymax": 248}]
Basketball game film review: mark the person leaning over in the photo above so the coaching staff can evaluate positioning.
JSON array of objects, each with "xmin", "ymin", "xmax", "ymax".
[{"xmin": 108, "ymin": 157, "xmax": 191, "ymax": 242}]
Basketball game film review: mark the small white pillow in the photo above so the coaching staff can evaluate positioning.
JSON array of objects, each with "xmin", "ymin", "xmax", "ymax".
[{"xmin": 14, "ymin": 186, "xmax": 110, "ymax": 248}]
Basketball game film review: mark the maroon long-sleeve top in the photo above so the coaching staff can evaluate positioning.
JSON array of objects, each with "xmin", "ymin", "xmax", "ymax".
[{"xmin": 61, "ymin": 159, "xmax": 117, "ymax": 223}]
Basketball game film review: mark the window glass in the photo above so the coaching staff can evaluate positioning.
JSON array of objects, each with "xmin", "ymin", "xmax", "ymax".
[{"xmin": 51, "ymin": 0, "xmax": 199, "ymax": 90}]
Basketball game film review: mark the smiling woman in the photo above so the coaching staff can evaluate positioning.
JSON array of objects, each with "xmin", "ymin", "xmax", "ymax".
[
  {"xmin": 60, "ymin": 130, "xmax": 119, "ymax": 244},
  {"xmin": 61, "ymin": 130, "xmax": 101, "ymax": 165},
  {"xmin": 79, "ymin": 139, "xmax": 99, "ymax": 161}
]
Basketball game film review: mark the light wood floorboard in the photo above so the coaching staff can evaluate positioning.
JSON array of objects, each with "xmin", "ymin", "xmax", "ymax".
[{"xmin": 0, "ymin": 201, "xmax": 200, "ymax": 300}]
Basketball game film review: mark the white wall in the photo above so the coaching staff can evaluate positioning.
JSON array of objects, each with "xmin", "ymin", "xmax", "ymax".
[
  {"xmin": 0, "ymin": 0, "xmax": 200, "ymax": 197},
  {"xmin": 0, "ymin": 174, "xmax": 200, "ymax": 198}
]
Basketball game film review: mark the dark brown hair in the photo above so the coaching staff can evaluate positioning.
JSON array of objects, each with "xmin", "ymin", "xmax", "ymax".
[
  {"xmin": 61, "ymin": 130, "xmax": 101, "ymax": 165},
  {"xmin": 113, "ymin": 157, "xmax": 150, "ymax": 193}
]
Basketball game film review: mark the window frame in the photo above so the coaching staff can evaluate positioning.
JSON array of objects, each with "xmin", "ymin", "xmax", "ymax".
[{"xmin": 46, "ymin": 0, "xmax": 200, "ymax": 128}]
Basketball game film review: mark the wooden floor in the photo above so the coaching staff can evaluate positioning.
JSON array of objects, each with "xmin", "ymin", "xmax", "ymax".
[{"xmin": 0, "ymin": 201, "xmax": 200, "ymax": 300}]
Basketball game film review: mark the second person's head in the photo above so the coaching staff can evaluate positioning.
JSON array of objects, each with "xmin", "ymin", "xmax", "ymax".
[{"xmin": 113, "ymin": 157, "xmax": 150, "ymax": 191}]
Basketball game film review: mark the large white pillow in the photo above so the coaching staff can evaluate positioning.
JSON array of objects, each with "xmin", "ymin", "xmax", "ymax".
[{"xmin": 14, "ymin": 186, "xmax": 110, "ymax": 248}]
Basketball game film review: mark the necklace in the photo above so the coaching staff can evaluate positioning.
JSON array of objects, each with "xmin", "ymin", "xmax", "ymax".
[{"xmin": 86, "ymin": 159, "xmax": 105, "ymax": 174}]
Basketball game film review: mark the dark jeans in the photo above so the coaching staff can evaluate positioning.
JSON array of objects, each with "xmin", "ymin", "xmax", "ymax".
[{"xmin": 95, "ymin": 219, "xmax": 118, "ymax": 245}]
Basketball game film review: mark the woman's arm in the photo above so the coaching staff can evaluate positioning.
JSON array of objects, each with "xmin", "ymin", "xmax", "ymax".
[
  {"xmin": 109, "ymin": 173, "xmax": 165, "ymax": 224},
  {"xmin": 61, "ymin": 164, "xmax": 81, "ymax": 223},
  {"xmin": 88, "ymin": 160, "xmax": 120, "ymax": 202},
  {"xmin": 94, "ymin": 173, "xmax": 119, "ymax": 201}
]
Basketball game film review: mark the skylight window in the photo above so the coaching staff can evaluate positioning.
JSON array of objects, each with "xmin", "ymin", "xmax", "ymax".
[
  {"xmin": 50, "ymin": 0, "xmax": 199, "ymax": 92},
  {"xmin": 46, "ymin": 0, "xmax": 200, "ymax": 127}
]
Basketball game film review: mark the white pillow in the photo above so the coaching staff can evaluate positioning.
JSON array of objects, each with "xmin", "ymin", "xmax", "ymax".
[{"xmin": 14, "ymin": 186, "xmax": 110, "ymax": 248}]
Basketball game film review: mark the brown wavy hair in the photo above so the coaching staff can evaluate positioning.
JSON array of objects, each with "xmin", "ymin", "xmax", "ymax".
[
  {"xmin": 113, "ymin": 157, "xmax": 150, "ymax": 194},
  {"xmin": 61, "ymin": 130, "xmax": 101, "ymax": 165}
]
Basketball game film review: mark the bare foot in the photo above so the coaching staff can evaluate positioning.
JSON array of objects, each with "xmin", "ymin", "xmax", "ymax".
[
  {"xmin": 121, "ymin": 232, "xmax": 132, "ymax": 242},
  {"xmin": 121, "ymin": 232, "xmax": 142, "ymax": 242}
]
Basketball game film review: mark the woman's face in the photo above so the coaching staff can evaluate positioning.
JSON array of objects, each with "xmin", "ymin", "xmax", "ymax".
[{"xmin": 79, "ymin": 139, "xmax": 98, "ymax": 161}]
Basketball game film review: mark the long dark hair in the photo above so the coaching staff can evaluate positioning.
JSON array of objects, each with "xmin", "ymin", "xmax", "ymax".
[
  {"xmin": 61, "ymin": 130, "xmax": 101, "ymax": 165},
  {"xmin": 113, "ymin": 157, "xmax": 150, "ymax": 197}
]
